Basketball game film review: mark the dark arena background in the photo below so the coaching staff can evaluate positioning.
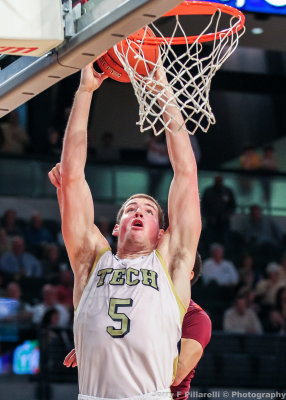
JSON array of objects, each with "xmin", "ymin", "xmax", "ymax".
[{"xmin": 0, "ymin": 1, "xmax": 286, "ymax": 399}]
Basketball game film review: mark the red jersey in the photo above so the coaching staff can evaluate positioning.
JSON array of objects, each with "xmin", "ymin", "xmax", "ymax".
[{"xmin": 171, "ymin": 299, "xmax": 212, "ymax": 399}]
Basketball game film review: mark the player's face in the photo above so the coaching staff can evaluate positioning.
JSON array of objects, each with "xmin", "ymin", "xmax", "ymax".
[{"xmin": 119, "ymin": 198, "xmax": 161, "ymax": 246}]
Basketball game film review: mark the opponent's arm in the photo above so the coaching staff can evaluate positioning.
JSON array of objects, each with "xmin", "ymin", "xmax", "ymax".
[
  {"xmin": 172, "ymin": 338, "xmax": 203, "ymax": 386},
  {"xmin": 155, "ymin": 66, "xmax": 201, "ymax": 307},
  {"xmin": 50, "ymin": 64, "xmax": 109, "ymax": 278}
]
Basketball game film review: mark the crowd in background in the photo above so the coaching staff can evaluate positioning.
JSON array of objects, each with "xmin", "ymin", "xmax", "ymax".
[
  {"xmin": 0, "ymin": 197, "xmax": 285, "ymax": 335},
  {"xmin": 0, "ymin": 109, "xmax": 286, "ymax": 336},
  {"xmin": 0, "ymin": 110, "xmax": 282, "ymax": 172}
]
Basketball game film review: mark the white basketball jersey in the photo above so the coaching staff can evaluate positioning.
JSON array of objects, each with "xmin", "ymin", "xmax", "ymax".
[{"xmin": 74, "ymin": 248, "xmax": 185, "ymax": 399}]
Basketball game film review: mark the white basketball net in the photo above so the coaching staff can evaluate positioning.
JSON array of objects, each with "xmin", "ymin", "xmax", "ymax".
[{"xmin": 114, "ymin": 7, "xmax": 245, "ymax": 136}]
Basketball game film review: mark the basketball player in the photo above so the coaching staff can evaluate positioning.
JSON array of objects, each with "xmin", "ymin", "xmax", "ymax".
[
  {"xmin": 171, "ymin": 254, "xmax": 212, "ymax": 400},
  {"xmin": 63, "ymin": 255, "xmax": 211, "ymax": 400},
  {"xmin": 48, "ymin": 60, "xmax": 201, "ymax": 399}
]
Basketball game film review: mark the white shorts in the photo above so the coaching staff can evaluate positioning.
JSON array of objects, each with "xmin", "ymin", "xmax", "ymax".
[{"xmin": 78, "ymin": 389, "xmax": 172, "ymax": 400}]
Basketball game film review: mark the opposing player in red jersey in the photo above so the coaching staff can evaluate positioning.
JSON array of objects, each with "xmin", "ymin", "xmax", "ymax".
[
  {"xmin": 64, "ymin": 253, "xmax": 211, "ymax": 399},
  {"xmin": 171, "ymin": 253, "xmax": 212, "ymax": 399}
]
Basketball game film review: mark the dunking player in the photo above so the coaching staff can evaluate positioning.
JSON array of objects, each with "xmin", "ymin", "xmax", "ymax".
[
  {"xmin": 48, "ymin": 60, "xmax": 201, "ymax": 399},
  {"xmin": 63, "ymin": 255, "xmax": 212, "ymax": 399}
]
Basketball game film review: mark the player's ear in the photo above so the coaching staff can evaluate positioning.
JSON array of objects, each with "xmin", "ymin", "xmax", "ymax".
[
  {"xmin": 112, "ymin": 224, "xmax": 119, "ymax": 237},
  {"xmin": 158, "ymin": 229, "xmax": 164, "ymax": 240},
  {"xmin": 190, "ymin": 270, "xmax": 194, "ymax": 281}
]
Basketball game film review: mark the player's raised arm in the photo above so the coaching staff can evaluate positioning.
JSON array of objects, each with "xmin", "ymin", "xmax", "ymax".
[
  {"xmin": 52, "ymin": 63, "xmax": 109, "ymax": 279},
  {"xmin": 155, "ymin": 65, "xmax": 201, "ymax": 308}
]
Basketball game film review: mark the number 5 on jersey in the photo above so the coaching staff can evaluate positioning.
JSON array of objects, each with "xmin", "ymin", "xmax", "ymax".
[{"xmin": 107, "ymin": 298, "xmax": 133, "ymax": 338}]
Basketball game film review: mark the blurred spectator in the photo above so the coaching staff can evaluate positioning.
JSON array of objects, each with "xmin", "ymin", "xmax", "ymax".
[
  {"xmin": 201, "ymin": 243, "xmax": 239, "ymax": 287},
  {"xmin": 268, "ymin": 287, "xmax": 286, "ymax": 333},
  {"xmin": 56, "ymin": 270, "xmax": 73, "ymax": 308},
  {"xmin": 260, "ymin": 145, "xmax": 278, "ymax": 205},
  {"xmin": 25, "ymin": 212, "xmax": 53, "ymax": 249},
  {"xmin": 244, "ymin": 205, "xmax": 283, "ymax": 256},
  {"xmin": 4, "ymin": 282, "xmax": 33, "ymax": 322},
  {"xmin": 45, "ymin": 126, "xmax": 62, "ymax": 156},
  {"xmin": 278, "ymin": 252, "xmax": 286, "ymax": 285},
  {"xmin": 223, "ymin": 292, "xmax": 263, "ymax": 334},
  {"xmin": 0, "ymin": 228, "xmax": 11, "ymax": 256},
  {"xmin": 1, "ymin": 209, "xmax": 23, "ymax": 238},
  {"xmin": 239, "ymin": 144, "xmax": 261, "ymax": 196},
  {"xmin": 32, "ymin": 284, "xmax": 70, "ymax": 326},
  {"xmin": 97, "ymin": 217, "xmax": 115, "ymax": 251},
  {"xmin": 0, "ymin": 110, "xmax": 30, "ymax": 154},
  {"xmin": 261, "ymin": 145, "xmax": 278, "ymax": 172},
  {"xmin": 239, "ymin": 254, "xmax": 261, "ymax": 291},
  {"xmin": 41, "ymin": 308, "xmax": 60, "ymax": 329},
  {"xmin": 40, "ymin": 307, "xmax": 71, "ymax": 377},
  {"xmin": 42, "ymin": 243, "xmax": 62, "ymax": 281},
  {"xmin": 0, "ymin": 236, "xmax": 42, "ymax": 278},
  {"xmin": 96, "ymin": 131, "xmax": 120, "ymax": 162},
  {"xmin": 201, "ymin": 175, "xmax": 236, "ymax": 247},
  {"xmin": 254, "ymin": 262, "xmax": 285, "ymax": 307},
  {"xmin": 147, "ymin": 133, "xmax": 170, "ymax": 198},
  {"xmin": 240, "ymin": 144, "xmax": 261, "ymax": 170}
]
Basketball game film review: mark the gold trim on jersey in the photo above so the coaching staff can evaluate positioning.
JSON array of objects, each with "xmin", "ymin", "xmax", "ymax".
[
  {"xmin": 155, "ymin": 249, "xmax": 187, "ymax": 324},
  {"xmin": 172, "ymin": 354, "xmax": 179, "ymax": 384},
  {"xmin": 87, "ymin": 247, "xmax": 111, "ymax": 286},
  {"xmin": 155, "ymin": 249, "xmax": 186, "ymax": 385},
  {"xmin": 74, "ymin": 247, "xmax": 111, "ymax": 313}
]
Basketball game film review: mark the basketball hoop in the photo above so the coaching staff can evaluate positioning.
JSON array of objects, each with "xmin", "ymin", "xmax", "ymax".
[{"xmin": 113, "ymin": 1, "xmax": 246, "ymax": 135}]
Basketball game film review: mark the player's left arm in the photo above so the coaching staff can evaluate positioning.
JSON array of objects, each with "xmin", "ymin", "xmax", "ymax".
[
  {"xmin": 155, "ymin": 66, "xmax": 201, "ymax": 307},
  {"xmin": 172, "ymin": 338, "xmax": 203, "ymax": 386}
]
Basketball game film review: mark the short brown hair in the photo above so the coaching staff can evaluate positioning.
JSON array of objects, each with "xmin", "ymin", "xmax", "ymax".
[
  {"xmin": 191, "ymin": 252, "xmax": 202, "ymax": 287},
  {"xmin": 116, "ymin": 194, "xmax": 165, "ymax": 229}
]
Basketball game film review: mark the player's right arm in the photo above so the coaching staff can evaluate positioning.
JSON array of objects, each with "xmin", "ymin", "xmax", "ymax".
[{"xmin": 49, "ymin": 63, "xmax": 109, "ymax": 290}]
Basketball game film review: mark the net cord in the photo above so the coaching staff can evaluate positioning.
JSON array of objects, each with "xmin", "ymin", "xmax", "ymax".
[{"xmin": 114, "ymin": 8, "xmax": 245, "ymax": 136}]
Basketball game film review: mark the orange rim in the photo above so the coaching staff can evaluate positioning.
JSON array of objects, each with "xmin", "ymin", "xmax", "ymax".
[{"xmin": 128, "ymin": 1, "xmax": 245, "ymax": 45}]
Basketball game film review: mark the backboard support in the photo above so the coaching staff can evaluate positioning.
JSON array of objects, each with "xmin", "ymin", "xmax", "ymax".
[{"xmin": 0, "ymin": 0, "xmax": 183, "ymax": 118}]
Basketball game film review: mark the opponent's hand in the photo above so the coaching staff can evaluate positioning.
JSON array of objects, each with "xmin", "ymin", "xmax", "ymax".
[
  {"xmin": 79, "ymin": 60, "xmax": 109, "ymax": 93},
  {"xmin": 63, "ymin": 348, "xmax": 77, "ymax": 368},
  {"xmin": 48, "ymin": 163, "xmax": 61, "ymax": 190}
]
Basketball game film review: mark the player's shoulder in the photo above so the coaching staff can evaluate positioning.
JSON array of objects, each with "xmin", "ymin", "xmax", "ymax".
[
  {"xmin": 188, "ymin": 299, "xmax": 206, "ymax": 314},
  {"xmin": 186, "ymin": 300, "xmax": 212, "ymax": 325},
  {"xmin": 182, "ymin": 300, "xmax": 212, "ymax": 347}
]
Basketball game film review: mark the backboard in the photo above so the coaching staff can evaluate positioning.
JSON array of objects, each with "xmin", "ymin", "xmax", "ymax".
[{"xmin": 0, "ymin": 0, "xmax": 183, "ymax": 118}]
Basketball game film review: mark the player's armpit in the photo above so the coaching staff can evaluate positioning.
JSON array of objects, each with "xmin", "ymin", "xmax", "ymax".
[{"xmin": 172, "ymin": 338, "xmax": 203, "ymax": 386}]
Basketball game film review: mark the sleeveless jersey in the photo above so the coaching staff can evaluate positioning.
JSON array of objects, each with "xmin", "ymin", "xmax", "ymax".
[{"xmin": 74, "ymin": 248, "xmax": 186, "ymax": 399}]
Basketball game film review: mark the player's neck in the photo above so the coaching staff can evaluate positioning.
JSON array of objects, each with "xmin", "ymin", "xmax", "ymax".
[
  {"xmin": 116, "ymin": 246, "xmax": 154, "ymax": 260},
  {"xmin": 116, "ymin": 234, "xmax": 157, "ymax": 259}
]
